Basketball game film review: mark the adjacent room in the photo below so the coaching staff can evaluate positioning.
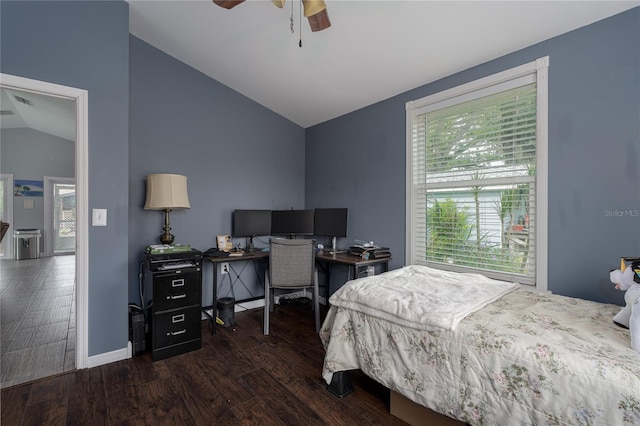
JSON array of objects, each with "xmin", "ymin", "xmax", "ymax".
[{"xmin": 1, "ymin": 0, "xmax": 638, "ymax": 424}]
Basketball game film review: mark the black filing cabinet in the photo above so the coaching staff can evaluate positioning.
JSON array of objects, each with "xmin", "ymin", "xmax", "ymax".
[{"xmin": 144, "ymin": 249, "xmax": 202, "ymax": 361}]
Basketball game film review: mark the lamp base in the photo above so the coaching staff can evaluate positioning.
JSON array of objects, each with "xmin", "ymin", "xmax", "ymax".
[
  {"xmin": 160, "ymin": 208, "xmax": 175, "ymax": 245},
  {"xmin": 159, "ymin": 232, "xmax": 175, "ymax": 245}
]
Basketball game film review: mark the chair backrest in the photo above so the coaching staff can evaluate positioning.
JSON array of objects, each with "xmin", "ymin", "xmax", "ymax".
[{"xmin": 269, "ymin": 238, "xmax": 314, "ymax": 289}]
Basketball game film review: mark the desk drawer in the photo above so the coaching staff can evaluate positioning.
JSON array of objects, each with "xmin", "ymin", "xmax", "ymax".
[
  {"xmin": 153, "ymin": 269, "xmax": 200, "ymax": 311},
  {"xmin": 153, "ymin": 306, "xmax": 201, "ymax": 348}
]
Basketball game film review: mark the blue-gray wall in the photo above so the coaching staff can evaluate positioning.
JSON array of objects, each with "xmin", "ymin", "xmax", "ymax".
[
  {"xmin": 1, "ymin": 128, "xmax": 75, "ymax": 232},
  {"xmin": 1, "ymin": 1, "xmax": 130, "ymax": 356},
  {"xmin": 128, "ymin": 36, "xmax": 305, "ymax": 307},
  {"xmin": 306, "ymin": 7, "xmax": 640, "ymax": 305},
  {"xmin": 2, "ymin": 1, "xmax": 637, "ymax": 360}
]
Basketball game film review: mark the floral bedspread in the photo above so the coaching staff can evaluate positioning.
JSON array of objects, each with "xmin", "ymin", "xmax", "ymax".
[{"xmin": 320, "ymin": 288, "xmax": 640, "ymax": 425}]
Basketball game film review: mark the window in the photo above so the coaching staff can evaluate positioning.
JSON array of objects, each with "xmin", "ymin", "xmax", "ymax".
[{"xmin": 406, "ymin": 57, "xmax": 548, "ymax": 289}]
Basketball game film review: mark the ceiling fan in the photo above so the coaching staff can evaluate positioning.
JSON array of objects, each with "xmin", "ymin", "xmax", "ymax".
[{"xmin": 213, "ymin": 0, "xmax": 331, "ymax": 32}]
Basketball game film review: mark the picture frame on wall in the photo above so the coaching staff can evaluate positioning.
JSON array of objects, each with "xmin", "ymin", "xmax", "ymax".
[{"xmin": 14, "ymin": 179, "xmax": 44, "ymax": 197}]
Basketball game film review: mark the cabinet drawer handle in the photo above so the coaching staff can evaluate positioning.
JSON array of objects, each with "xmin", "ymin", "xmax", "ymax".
[
  {"xmin": 167, "ymin": 329, "xmax": 186, "ymax": 336},
  {"xmin": 167, "ymin": 294, "xmax": 186, "ymax": 300},
  {"xmin": 172, "ymin": 279, "xmax": 185, "ymax": 287},
  {"xmin": 172, "ymin": 314, "xmax": 185, "ymax": 323}
]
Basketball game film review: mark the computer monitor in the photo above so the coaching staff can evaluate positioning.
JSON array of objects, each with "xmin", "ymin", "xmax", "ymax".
[
  {"xmin": 271, "ymin": 209, "xmax": 314, "ymax": 238},
  {"xmin": 232, "ymin": 209, "xmax": 272, "ymax": 250},
  {"xmin": 314, "ymin": 208, "xmax": 348, "ymax": 251}
]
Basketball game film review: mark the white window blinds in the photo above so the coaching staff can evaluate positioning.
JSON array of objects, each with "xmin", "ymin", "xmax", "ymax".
[{"xmin": 407, "ymin": 58, "xmax": 548, "ymax": 287}]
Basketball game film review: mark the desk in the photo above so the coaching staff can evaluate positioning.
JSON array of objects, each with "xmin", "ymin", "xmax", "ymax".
[
  {"xmin": 203, "ymin": 251, "xmax": 269, "ymax": 334},
  {"xmin": 315, "ymin": 251, "xmax": 391, "ymax": 281},
  {"xmin": 203, "ymin": 250, "xmax": 391, "ymax": 334}
]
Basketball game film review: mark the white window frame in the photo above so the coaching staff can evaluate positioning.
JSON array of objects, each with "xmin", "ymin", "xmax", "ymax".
[{"xmin": 406, "ymin": 57, "xmax": 548, "ymax": 291}]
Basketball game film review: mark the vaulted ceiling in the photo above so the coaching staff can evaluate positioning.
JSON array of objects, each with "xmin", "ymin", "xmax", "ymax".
[
  {"xmin": 127, "ymin": 1, "xmax": 638, "ymax": 128},
  {"xmin": 2, "ymin": 1, "xmax": 637, "ymax": 136}
]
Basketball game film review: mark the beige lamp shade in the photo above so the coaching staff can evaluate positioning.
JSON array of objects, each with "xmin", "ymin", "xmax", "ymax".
[{"xmin": 144, "ymin": 174, "xmax": 191, "ymax": 210}]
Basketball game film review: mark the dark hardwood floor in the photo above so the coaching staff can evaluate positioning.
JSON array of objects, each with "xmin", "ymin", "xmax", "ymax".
[{"xmin": 1, "ymin": 301, "xmax": 408, "ymax": 425}]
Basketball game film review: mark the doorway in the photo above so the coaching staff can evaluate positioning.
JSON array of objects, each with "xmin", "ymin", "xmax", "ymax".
[
  {"xmin": 0, "ymin": 73, "xmax": 88, "ymax": 388},
  {"xmin": 44, "ymin": 177, "xmax": 76, "ymax": 256}
]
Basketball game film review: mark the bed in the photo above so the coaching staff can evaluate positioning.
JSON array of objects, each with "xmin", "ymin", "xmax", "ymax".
[{"xmin": 320, "ymin": 265, "xmax": 640, "ymax": 425}]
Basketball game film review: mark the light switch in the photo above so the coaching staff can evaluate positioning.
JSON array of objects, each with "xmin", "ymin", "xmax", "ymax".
[{"xmin": 92, "ymin": 208, "xmax": 107, "ymax": 226}]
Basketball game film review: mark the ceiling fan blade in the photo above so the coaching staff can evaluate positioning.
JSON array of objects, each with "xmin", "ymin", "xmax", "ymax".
[
  {"xmin": 212, "ymin": 0, "xmax": 246, "ymax": 9},
  {"xmin": 213, "ymin": 0, "xmax": 330, "ymax": 32},
  {"xmin": 307, "ymin": 8, "xmax": 331, "ymax": 32},
  {"xmin": 302, "ymin": 0, "xmax": 331, "ymax": 32}
]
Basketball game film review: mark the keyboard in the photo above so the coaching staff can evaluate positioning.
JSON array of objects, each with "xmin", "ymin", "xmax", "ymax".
[{"xmin": 204, "ymin": 248, "xmax": 229, "ymax": 258}]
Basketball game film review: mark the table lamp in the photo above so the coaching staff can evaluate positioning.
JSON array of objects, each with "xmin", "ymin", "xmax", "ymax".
[{"xmin": 144, "ymin": 174, "xmax": 191, "ymax": 245}]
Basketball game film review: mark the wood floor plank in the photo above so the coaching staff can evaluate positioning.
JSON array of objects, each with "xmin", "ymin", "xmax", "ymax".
[
  {"xmin": 65, "ymin": 368, "xmax": 109, "ymax": 426},
  {"xmin": 0, "ymin": 382, "xmax": 31, "ymax": 424},
  {"xmin": 21, "ymin": 397, "xmax": 67, "ymax": 426},
  {"xmin": 109, "ymin": 403, "xmax": 197, "ymax": 426},
  {"xmin": 228, "ymin": 397, "xmax": 288, "ymax": 426},
  {"xmin": 26, "ymin": 373, "xmax": 71, "ymax": 406},
  {"xmin": 163, "ymin": 352, "xmax": 235, "ymax": 423},
  {"xmin": 237, "ymin": 368, "xmax": 327, "ymax": 425},
  {"xmin": 105, "ymin": 376, "xmax": 188, "ymax": 424}
]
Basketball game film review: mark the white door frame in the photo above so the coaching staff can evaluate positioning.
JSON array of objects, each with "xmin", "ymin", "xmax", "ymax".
[
  {"xmin": 0, "ymin": 73, "xmax": 88, "ymax": 369},
  {"xmin": 0, "ymin": 174, "xmax": 14, "ymax": 258}
]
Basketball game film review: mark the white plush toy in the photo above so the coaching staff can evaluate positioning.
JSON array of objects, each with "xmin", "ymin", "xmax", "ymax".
[{"xmin": 610, "ymin": 266, "xmax": 640, "ymax": 353}]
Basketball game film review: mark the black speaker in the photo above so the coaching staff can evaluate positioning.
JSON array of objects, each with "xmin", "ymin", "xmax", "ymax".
[{"xmin": 130, "ymin": 311, "xmax": 146, "ymax": 355}]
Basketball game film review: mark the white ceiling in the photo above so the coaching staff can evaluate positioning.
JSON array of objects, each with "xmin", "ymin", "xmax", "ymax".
[
  {"xmin": 1, "ymin": 1, "xmax": 636, "ymax": 137},
  {"xmin": 128, "ymin": 0, "xmax": 639, "ymax": 128},
  {"xmin": 0, "ymin": 88, "xmax": 75, "ymax": 141}
]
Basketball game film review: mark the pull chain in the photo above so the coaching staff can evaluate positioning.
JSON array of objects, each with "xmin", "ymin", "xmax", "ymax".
[
  {"xmin": 290, "ymin": 0, "xmax": 294, "ymax": 33},
  {"xmin": 298, "ymin": 0, "xmax": 302, "ymax": 47}
]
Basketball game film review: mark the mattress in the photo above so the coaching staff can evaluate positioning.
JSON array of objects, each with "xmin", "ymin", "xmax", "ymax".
[{"xmin": 320, "ymin": 279, "xmax": 640, "ymax": 425}]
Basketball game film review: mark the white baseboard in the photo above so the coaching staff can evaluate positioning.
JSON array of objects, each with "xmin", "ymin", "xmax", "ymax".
[{"xmin": 87, "ymin": 345, "xmax": 130, "ymax": 368}]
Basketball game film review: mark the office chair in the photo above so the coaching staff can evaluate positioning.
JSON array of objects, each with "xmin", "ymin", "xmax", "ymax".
[{"xmin": 264, "ymin": 238, "xmax": 320, "ymax": 335}]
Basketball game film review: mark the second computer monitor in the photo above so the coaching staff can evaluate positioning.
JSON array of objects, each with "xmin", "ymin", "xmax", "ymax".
[{"xmin": 271, "ymin": 209, "xmax": 314, "ymax": 237}]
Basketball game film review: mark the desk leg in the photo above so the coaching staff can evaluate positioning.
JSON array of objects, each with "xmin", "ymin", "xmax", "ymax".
[
  {"xmin": 326, "ymin": 263, "xmax": 333, "ymax": 301},
  {"xmin": 353, "ymin": 265, "xmax": 365, "ymax": 280},
  {"xmin": 212, "ymin": 265, "xmax": 218, "ymax": 335}
]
